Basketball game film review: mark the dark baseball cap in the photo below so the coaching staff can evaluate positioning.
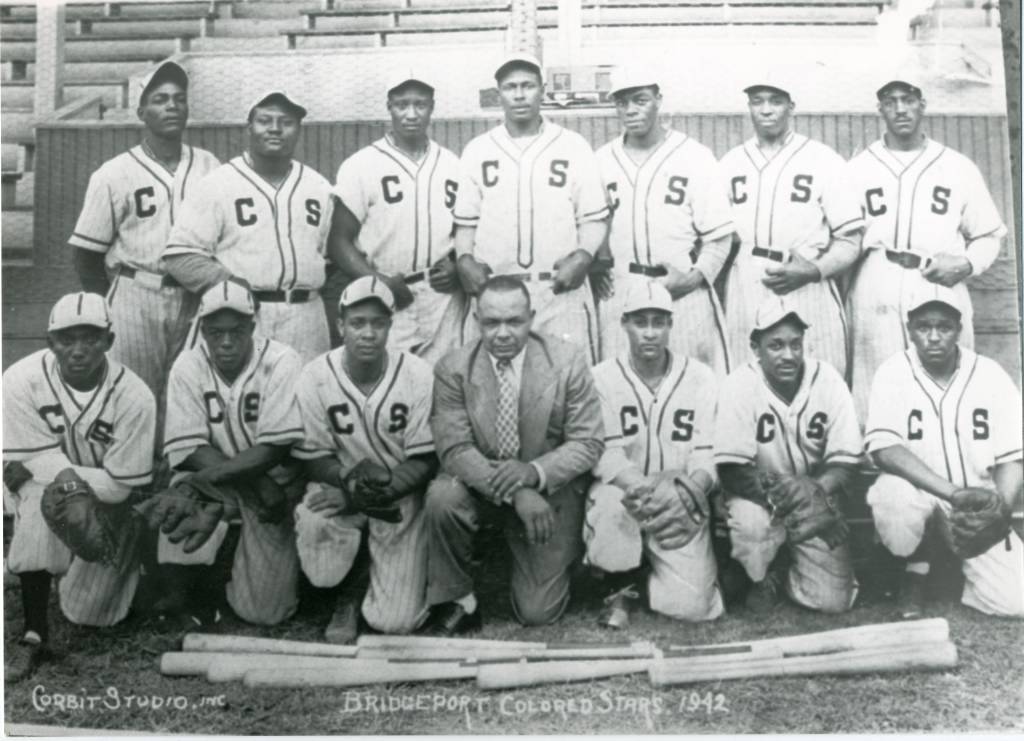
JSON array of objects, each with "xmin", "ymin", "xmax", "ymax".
[{"xmin": 137, "ymin": 61, "xmax": 188, "ymax": 106}]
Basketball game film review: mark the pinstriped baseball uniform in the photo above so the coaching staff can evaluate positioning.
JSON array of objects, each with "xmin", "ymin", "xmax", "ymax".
[
  {"xmin": 69, "ymin": 143, "xmax": 219, "ymax": 419},
  {"xmin": 714, "ymin": 359, "xmax": 862, "ymax": 612},
  {"xmin": 720, "ymin": 133, "xmax": 862, "ymax": 378},
  {"xmin": 864, "ymin": 347, "xmax": 1024, "ymax": 617},
  {"xmin": 585, "ymin": 353, "xmax": 723, "ymax": 621},
  {"xmin": 293, "ymin": 348, "xmax": 434, "ymax": 633},
  {"xmin": 454, "ymin": 120, "xmax": 610, "ymax": 363},
  {"xmin": 334, "ymin": 135, "xmax": 466, "ymax": 363},
  {"xmin": 595, "ymin": 131, "xmax": 734, "ymax": 373},
  {"xmin": 847, "ymin": 138, "xmax": 1007, "ymax": 418},
  {"xmin": 3, "ymin": 350, "xmax": 156, "ymax": 627},
  {"xmin": 162, "ymin": 336, "xmax": 304, "ymax": 626},
  {"xmin": 164, "ymin": 154, "xmax": 335, "ymax": 363}
]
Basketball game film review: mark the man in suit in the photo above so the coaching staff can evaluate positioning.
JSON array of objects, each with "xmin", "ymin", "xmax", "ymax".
[{"xmin": 424, "ymin": 275, "xmax": 605, "ymax": 634}]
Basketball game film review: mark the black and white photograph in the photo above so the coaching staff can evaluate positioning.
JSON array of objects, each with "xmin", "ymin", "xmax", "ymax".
[{"xmin": 0, "ymin": 0, "xmax": 1021, "ymax": 734}]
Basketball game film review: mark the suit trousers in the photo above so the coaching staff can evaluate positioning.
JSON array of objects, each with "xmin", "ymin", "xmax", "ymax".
[{"xmin": 424, "ymin": 473, "xmax": 583, "ymax": 626}]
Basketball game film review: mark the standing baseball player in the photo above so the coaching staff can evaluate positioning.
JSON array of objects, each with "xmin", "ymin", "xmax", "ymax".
[
  {"xmin": 164, "ymin": 91, "xmax": 335, "ymax": 363},
  {"xmin": 595, "ymin": 71, "xmax": 734, "ymax": 373},
  {"xmin": 847, "ymin": 78, "xmax": 1007, "ymax": 417},
  {"xmin": 292, "ymin": 276, "xmax": 438, "ymax": 641},
  {"xmin": 454, "ymin": 52, "xmax": 609, "ymax": 363},
  {"xmin": 69, "ymin": 61, "xmax": 219, "ymax": 423},
  {"xmin": 585, "ymin": 282, "xmax": 723, "ymax": 628},
  {"xmin": 720, "ymin": 76, "xmax": 863, "ymax": 379},
  {"xmin": 329, "ymin": 72, "xmax": 465, "ymax": 364},
  {"xmin": 864, "ymin": 283, "xmax": 1023, "ymax": 619},
  {"xmin": 714, "ymin": 296, "xmax": 862, "ymax": 613},
  {"xmin": 158, "ymin": 281, "xmax": 305, "ymax": 627},
  {"xmin": 3, "ymin": 293, "xmax": 156, "ymax": 680}
]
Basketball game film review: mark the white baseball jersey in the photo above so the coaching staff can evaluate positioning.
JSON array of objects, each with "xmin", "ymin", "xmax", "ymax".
[
  {"xmin": 864, "ymin": 348, "xmax": 1022, "ymax": 488},
  {"xmin": 595, "ymin": 131, "xmax": 733, "ymax": 370},
  {"xmin": 720, "ymin": 133, "xmax": 863, "ymax": 375},
  {"xmin": 714, "ymin": 359, "xmax": 863, "ymax": 475}
]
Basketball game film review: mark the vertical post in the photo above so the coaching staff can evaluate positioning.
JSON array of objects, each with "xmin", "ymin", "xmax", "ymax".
[
  {"xmin": 33, "ymin": 2, "xmax": 65, "ymax": 117},
  {"xmin": 558, "ymin": 0, "xmax": 582, "ymax": 65},
  {"xmin": 509, "ymin": 0, "xmax": 539, "ymax": 56}
]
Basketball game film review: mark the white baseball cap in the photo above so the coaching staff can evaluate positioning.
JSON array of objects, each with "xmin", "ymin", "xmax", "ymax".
[
  {"xmin": 48, "ymin": 292, "xmax": 111, "ymax": 333},
  {"xmin": 387, "ymin": 69, "xmax": 435, "ymax": 96},
  {"xmin": 197, "ymin": 281, "xmax": 257, "ymax": 319},
  {"xmin": 750, "ymin": 295, "xmax": 809, "ymax": 340},
  {"xmin": 905, "ymin": 282, "xmax": 963, "ymax": 319},
  {"xmin": 743, "ymin": 69, "xmax": 792, "ymax": 99},
  {"xmin": 137, "ymin": 60, "xmax": 188, "ymax": 106},
  {"xmin": 248, "ymin": 90, "xmax": 307, "ymax": 120},
  {"xmin": 609, "ymin": 68, "xmax": 659, "ymax": 99},
  {"xmin": 876, "ymin": 78, "xmax": 923, "ymax": 100},
  {"xmin": 494, "ymin": 52, "xmax": 543, "ymax": 83},
  {"xmin": 339, "ymin": 275, "xmax": 395, "ymax": 314},
  {"xmin": 622, "ymin": 281, "xmax": 673, "ymax": 316}
]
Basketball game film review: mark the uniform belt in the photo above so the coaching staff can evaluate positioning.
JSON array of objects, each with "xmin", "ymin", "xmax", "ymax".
[
  {"xmin": 252, "ymin": 289, "xmax": 315, "ymax": 304},
  {"xmin": 503, "ymin": 271, "xmax": 554, "ymax": 282},
  {"xmin": 628, "ymin": 262, "xmax": 668, "ymax": 278},
  {"xmin": 885, "ymin": 250, "xmax": 926, "ymax": 269},
  {"xmin": 404, "ymin": 270, "xmax": 427, "ymax": 285},
  {"xmin": 751, "ymin": 247, "xmax": 785, "ymax": 263},
  {"xmin": 119, "ymin": 265, "xmax": 181, "ymax": 289}
]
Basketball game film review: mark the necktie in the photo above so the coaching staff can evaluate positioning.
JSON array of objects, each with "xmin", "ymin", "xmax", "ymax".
[{"xmin": 495, "ymin": 359, "xmax": 520, "ymax": 459}]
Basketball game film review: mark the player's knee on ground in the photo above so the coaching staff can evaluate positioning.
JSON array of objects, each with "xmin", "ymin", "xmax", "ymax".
[
  {"xmin": 786, "ymin": 539, "xmax": 858, "ymax": 613},
  {"xmin": 293, "ymin": 487, "xmax": 362, "ymax": 588},
  {"xmin": 647, "ymin": 530, "xmax": 724, "ymax": 622},
  {"xmin": 866, "ymin": 473, "xmax": 937, "ymax": 557},
  {"xmin": 511, "ymin": 578, "xmax": 570, "ymax": 627},
  {"xmin": 156, "ymin": 523, "xmax": 230, "ymax": 566},
  {"xmin": 725, "ymin": 497, "xmax": 786, "ymax": 582},
  {"xmin": 423, "ymin": 475, "xmax": 476, "ymax": 526},
  {"xmin": 961, "ymin": 531, "xmax": 1024, "ymax": 618},
  {"xmin": 584, "ymin": 483, "xmax": 642, "ymax": 572},
  {"xmin": 7, "ymin": 481, "xmax": 74, "ymax": 575}
]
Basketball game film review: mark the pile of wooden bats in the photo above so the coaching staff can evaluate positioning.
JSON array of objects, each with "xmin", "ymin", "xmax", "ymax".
[{"xmin": 160, "ymin": 617, "xmax": 957, "ymax": 690}]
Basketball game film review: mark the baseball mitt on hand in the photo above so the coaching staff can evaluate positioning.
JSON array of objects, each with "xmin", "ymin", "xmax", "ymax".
[
  {"xmin": 763, "ymin": 473, "xmax": 848, "ymax": 549},
  {"xmin": 623, "ymin": 475, "xmax": 708, "ymax": 550},
  {"xmin": 342, "ymin": 460, "xmax": 401, "ymax": 523},
  {"xmin": 41, "ymin": 469, "xmax": 138, "ymax": 565},
  {"xmin": 134, "ymin": 475, "xmax": 226, "ymax": 554},
  {"xmin": 946, "ymin": 487, "xmax": 1010, "ymax": 560}
]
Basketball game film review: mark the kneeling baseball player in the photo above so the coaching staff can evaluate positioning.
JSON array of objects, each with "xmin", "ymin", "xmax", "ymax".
[
  {"xmin": 864, "ymin": 284, "xmax": 1023, "ymax": 619},
  {"xmin": 3, "ymin": 293, "xmax": 157, "ymax": 681},
  {"xmin": 584, "ymin": 283, "xmax": 723, "ymax": 627},
  {"xmin": 151, "ymin": 282, "xmax": 305, "ymax": 629},
  {"xmin": 293, "ymin": 276, "xmax": 439, "ymax": 642},
  {"xmin": 714, "ymin": 296, "xmax": 862, "ymax": 613}
]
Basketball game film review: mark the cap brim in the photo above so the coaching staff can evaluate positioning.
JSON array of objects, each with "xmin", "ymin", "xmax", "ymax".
[
  {"xmin": 610, "ymin": 83, "xmax": 659, "ymax": 98},
  {"xmin": 743, "ymin": 84, "xmax": 790, "ymax": 97},
  {"xmin": 750, "ymin": 311, "xmax": 810, "ymax": 340},
  {"xmin": 907, "ymin": 299, "xmax": 961, "ymax": 318},
  {"xmin": 388, "ymin": 78, "xmax": 435, "ymax": 95},
  {"xmin": 495, "ymin": 58, "xmax": 543, "ymax": 82},
  {"xmin": 250, "ymin": 93, "xmax": 307, "ymax": 119},
  {"xmin": 876, "ymin": 81, "xmax": 922, "ymax": 99},
  {"xmin": 140, "ymin": 61, "xmax": 188, "ymax": 102}
]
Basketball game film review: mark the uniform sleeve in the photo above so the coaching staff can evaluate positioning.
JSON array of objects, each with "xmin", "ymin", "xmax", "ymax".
[
  {"xmin": 713, "ymin": 372, "xmax": 758, "ymax": 465},
  {"xmin": 820, "ymin": 152, "xmax": 865, "ymax": 238},
  {"xmin": 333, "ymin": 154, "xmax": 369, "ymax": 223},
  {"xmin": 1, "ymin": 364, "xmax": 62, "ymax": 461},
  {"xmin": 103, "ymin": 381, "xmax": 156, "ymax": 488},
  {"xmin": 256, "ymin": 349, "xmax": 305, "ymax": 447},
  {"xmin": 570, "ymin": 139, "xmax": 611, "ymax": 226},
  {"xmin": 163, "ymin": 355, "xmax": 214, "ymax": 469},
  {"xmin": 863, "ymin": 359, "xmax": 906, "ymax": 453},
  {"xmin": 821, "ymin": 367, "xmax": 864, "ymax": 465},
  {"xmin": 453, "ymin": 143, "xmax": 483, "ymax": 232},
  {"xmin": 960, "ymin": 160, "xmax": 1007, "ymax": 276},
  {"xmin": 988, "ymin": 362, "xmax": 1023, "ymax": 465},
  {"xmin": 592, "ymin": 372, "xmax": 639, "ymax": 484},
  {"xmin": 691, "ymin": 154, "xmax": 735, "ymax": 282},
  {"xmin": 292, "ymin": 363, "xmax": 335, "ymax": 460},
  {"xmin": 686, "ymin": 366, "xmax": 718, "ymax": 482},
  {"xmin": 403, "ymin": 367, "xmax": 435, "ymax": 457},
  {"xmin": 164, "ymin": 174, "xmax": 224, "ymax": 258},
  {"xmin": 68, "ymin": 166, "xmax": 123, "ymax": 253}
]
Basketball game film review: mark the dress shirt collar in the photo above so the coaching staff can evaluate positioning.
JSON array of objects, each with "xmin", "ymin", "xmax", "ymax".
[{"xmin": 487, "ymin": 348, "xmax": 526, "ymax": 384}]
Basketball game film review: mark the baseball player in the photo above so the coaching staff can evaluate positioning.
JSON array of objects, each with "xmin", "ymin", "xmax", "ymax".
[
  {"xmin": 847, "ymin": 78, "xmax": 1007, "ymax": 417},
  {"xmin": 585, "ymin": 282, "xmax": 723, "ymax": 627},
  {"xmin": 454, "ymin": 52, "xmax": 609, "ymax": 363},
  {"xmin": 720, "ymin": 77, "xmax": 863, "ymax": 379},
  {"xmin": 292, "ymin": 276, "xmax": 438, "ymax": 640},
  {"xmin": 329, "ymin": 72, "xmax": 466, "ymax": 364},
  {"xmin": 3, "ymin": 293, "xmax": 156, "ymax": 680},
  {"xmin": 160, "ymin": 281, "xmax": 305, "ymax": 627},
  {"xmin": 68, "ymin": 61, "xmax": 219, "ymax": 425},
  {"xmin": 164, "ymin": 90, "xmax": 335, "ymax": 363},
  {"xmin": 864, "ymin": 283, "xmax": 1023, "ymax": 619},
  {"xmin": 595, "ymin": 71, "xmax": 734, "ymax": 374},
  {"xmin": 714, "ymin": 296, "xmax": 863, "ymax": 613}
]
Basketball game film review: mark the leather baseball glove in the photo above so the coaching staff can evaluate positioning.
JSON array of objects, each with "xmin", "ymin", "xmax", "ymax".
[
  {"xmin": 623, "ymin": 474, "xmax": 708, "ymax": 550},
  {"xmin": 945, "ymin": 487, "xmax": 1010, "ymax": 560},
  {"xmin": 341, "ymin": 460, "xmax": 401, "ymax": 523},
  {"xmin": 762, "ymin": 472, "xmax": 848, "ymax": 549},
  {"xmin": 134, "ymin": 474, "xmax": 226, "ymax": 554},
  {"xmin": 41, "ymin": 468, "xmax": 139, "ymax": 565}
]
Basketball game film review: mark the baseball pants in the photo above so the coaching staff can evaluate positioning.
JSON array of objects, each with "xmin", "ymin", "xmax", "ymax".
[
  {"xmin": 584, "ymin": 482, "xmax": 723, "ymax": 622},
  {"xmin": 294, "ymin": 483, "xmax": 429, "ymax": 634},
  {"xmin": 726, "ymin": 496, "xmax": 858, "ymax": 613},
  {"xmin": 867, "ymin": 474, "xmax": 1024, "ymax": 618},
  {"xmin": 423, "ymin": 473, "xmax": 584, "ymax": 626},
  {"xmin": 390, "ymin": 282, "xmax": 469, "ymax": 365}
]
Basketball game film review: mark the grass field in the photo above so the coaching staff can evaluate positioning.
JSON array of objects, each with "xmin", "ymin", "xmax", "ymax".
[{"xmin": 4, "ymin": 529, "xmax": 1024, "ymax": 736}]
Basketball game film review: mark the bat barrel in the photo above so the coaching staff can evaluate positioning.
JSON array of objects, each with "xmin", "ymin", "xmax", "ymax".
[{"xmin": 182, "ymin": 633, "xmax": 358, "ymax": 657}]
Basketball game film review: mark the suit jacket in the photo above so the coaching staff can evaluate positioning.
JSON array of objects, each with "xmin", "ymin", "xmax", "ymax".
[{"xmin": 431, "ymin": 332, "xmax": 604, "ymax": 496}]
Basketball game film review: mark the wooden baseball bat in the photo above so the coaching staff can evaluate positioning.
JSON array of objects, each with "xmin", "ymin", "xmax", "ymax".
[
  {"xmin": 181, "ymin": 633, "xmax": 359, "ymax": 657},
  {"xmin": 243, "ymin": 661, "xmax": 479, "ymax": 688},
  {"xmin": 649, "ymin": 640, "xmax": 957, "ymax": 687},
  {"xmin": 356, "ymin": 635, "xmax": 546, "ymax": 650},
  {"xmin": 357, "ymin": 641, "xmax": 657, "ymax": 662},
  {"xmin": 162, "ymin": 651, "xmax": 362, "ymax": 677},
  {"xmin": 476, "ymin": 657, "xmax": 653, "ymax": 690},
  {"xmin": 207, "ymin": 656, "xmax": 395, "ymax": 683}
]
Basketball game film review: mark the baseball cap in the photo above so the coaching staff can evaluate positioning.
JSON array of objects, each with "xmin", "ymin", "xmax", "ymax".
[
  {"xmin": 48, "ymin": 292, "xmax": 111, "ymax": 333},
  {"xmin": 387, "ymin": 70, "xmax": 435, "ymax": 96},
  {"xmin": 197, "ymin": 281, "xmax": 257, "ymax": 319},
  {"xmin": 876, "ymin": 78, "xmax": 923, "ymax": 100},
  {"xmin": 137, "ymin": 60, "xmax": 188, "ymax": 106},
  {"xmin": 622, "ymin": 281, "xmax": 673, "ymax": 316},
  {"xmin": 494, "ymin": 52, "xmax": 544, "ymax": 83},
  {"xmin": 905, "ymin": 282, "xmax": 963, "ymax": 319},
  {"xmin": 743, "ymin": 69, "xmax": 792, "ymax": 99},
  {"xmin": 248, "ymin": 90, "xmax": 307, "ymax": 120},
  {"xmin": 749, "ymin": 295, "xmax": 809, "ymax": 341},
  {"xmin": 609, "ymin": 68, "xmax": 659, "ymax": 99},
  {"xmin": 338, "ymin": 275, "xmax": 395, "ymax": 314}
]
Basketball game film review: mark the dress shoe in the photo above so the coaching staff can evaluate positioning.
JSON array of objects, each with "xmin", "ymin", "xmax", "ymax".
[
  {"xmin": 425, "ymin": 602, "xmax": 482, "ymax": 637},
  {"xmin": 599, "ymin": 584, "xmax": 638, "ymax": 630},
  {"xmin": 5, "ymin": 631, "xmax": 50, "ymax": 683},
  {"xmin": 897, "ymin": 571, "xmax": 929, "ymax": 620}
]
